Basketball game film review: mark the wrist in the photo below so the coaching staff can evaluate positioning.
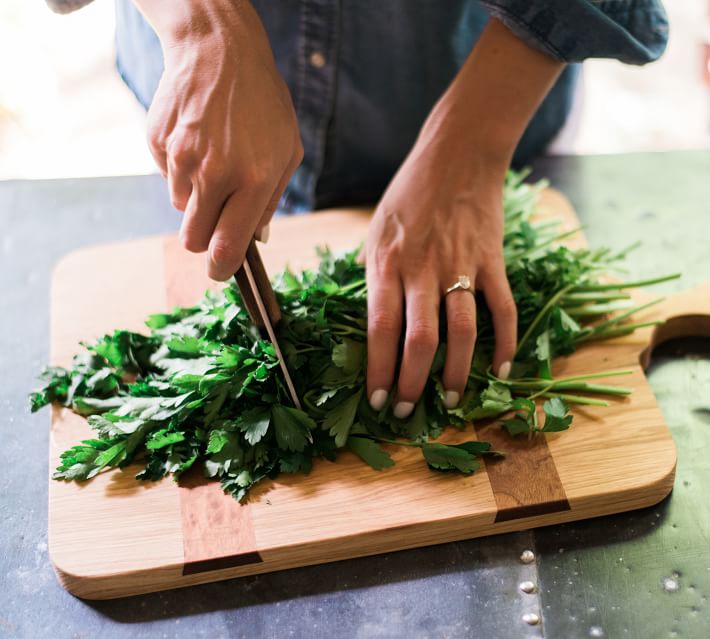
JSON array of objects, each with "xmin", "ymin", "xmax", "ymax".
[
  {"xmin": 416, "ymin": 97, "xmax": 513, "ymax": 182},
  {"xmin": 133, "ymin": 0, "xmax": 249, "ymax": 50},
  {"xmin": 414, "ymin": 17, "xmax": 563, "ymax": 180}
]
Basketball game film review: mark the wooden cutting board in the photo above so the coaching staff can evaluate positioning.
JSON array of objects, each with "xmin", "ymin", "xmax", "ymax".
[{"xmin": 48, "ymin": 190, "xmax": 706, "ymax": 599}]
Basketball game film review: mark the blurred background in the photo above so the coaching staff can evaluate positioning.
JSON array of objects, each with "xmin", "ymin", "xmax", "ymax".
[{"xmin": 0, "ymin": 0, "xmax": 707, "ymax": 181}]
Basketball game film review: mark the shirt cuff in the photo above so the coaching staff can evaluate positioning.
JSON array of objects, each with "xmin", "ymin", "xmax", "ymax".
[
  {"xmin": 45, "ymin": 0, "xmax": 94, "ymax": 15},
  {"xmin": 481, "ymin": 0, "xmax": 669, "ymax": 65}
]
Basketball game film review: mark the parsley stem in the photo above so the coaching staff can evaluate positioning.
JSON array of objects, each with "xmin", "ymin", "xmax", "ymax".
[
  {"xmin": 515, "ymin": 284, "xmax": 575, "ymax": 357},
  {"xmin": 488, "ymin": 369, "xmax": 633, "ymax": 386},
  {"xmin": 336, "ymin": 279, "xmax": 367, "ymax": 295},
  {"xmin": 508, "ymin": 227, "xmax": 583, "ymax": 261},
  {"xmin": 561, "ymin": 291, "xmax": 631, "ymax": 305},
  {"xmin": 577, "ymin": 320, "xmax": 664, "ymax": 343},
  {"xmin": 565, "ymin": 301, "xmax": 634, "ymax": 317},
  {"xmin": 571, "ymin": 273, "xmax": 681, "ymax": 292},
  {"xmin": 538, "ymin": 392, "xmax": 609, "ymax": 406},
  {"xmin": 364, "ymin": 436, "xmax": 423, "ymax": 448},
  {"xmin": 519, "ymin": 381, "xmax": 633, "ymax": 397},
  {"xmin": 587, "ymin": 297, "xmax": 664, "ymax": 333}
]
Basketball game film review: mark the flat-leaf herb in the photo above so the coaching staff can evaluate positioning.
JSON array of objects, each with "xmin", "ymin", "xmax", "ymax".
[{"xmin": 32, "ymin": 170, "xmax": 680, "ymax": 501}]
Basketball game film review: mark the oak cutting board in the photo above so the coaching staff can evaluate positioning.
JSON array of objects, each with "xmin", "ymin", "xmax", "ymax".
[{"xmin": 48, "ymin": 190, "xmax": 706, "ymax": 599}]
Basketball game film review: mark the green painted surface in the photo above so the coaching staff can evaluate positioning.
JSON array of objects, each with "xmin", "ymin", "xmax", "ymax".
[{"xmin": 533, "ymin": 151, "xmax": 710, "ymax": 638}]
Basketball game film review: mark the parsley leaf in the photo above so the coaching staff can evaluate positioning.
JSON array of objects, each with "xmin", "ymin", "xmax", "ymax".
[
  {"xmin": 541, "ymin": 397, "xmax": 573, "ymax": 432},
  {"xmin": 323, "ymin": 389, "xmax": 362, "ymax": 447},
  {"xmin": 347, "ymin": 436, "xmax": 395, "ymax": 470},
  {"xmin": 272, "ymin": 405, "xmax": 315, "ymax": 452},
  {"xmin": 238, "ymin": 407, "xmax": 271, "ymax": 445},
  {"xmin": 421, "ymin": 442, "xmax": 481, "ymax": 474}
]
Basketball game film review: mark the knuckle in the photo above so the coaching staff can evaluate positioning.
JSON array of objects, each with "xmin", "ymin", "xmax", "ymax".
[
  {"xmin": 146, "ymin": 133, "xmax": 165, "ymax": 167},
  {"xmin": 407, "ymin": 321, "xmax": 438, "ymax": 350},
  {"xmin": 169, "ymin": 144, "xmax": 197, "ymax": 169},
  {"xmin": 209, "ymin": 238, "xmax": 241, "ymax": 269},
  {"xmin": 145, "ymin": 118, "xmax": 163, "ymax": 149},
  {"xmin": 448, "ymin": 311, "xmax": 476, "ymax": 338},
  {"xmin": 497, "ymin": 296, "xmax": 518, "ymax": 321},
  {"xmin": 199, "ymin": 156, "xmax": 225, "ymax": 185},
  {"xmin": 371, "ymin": 247, "xmax": 399, "ymax": 277},
  {"xmin": 369, "ymin": 310, "xmax": 401, "ymax": 336},
  {"xmin": 180, "ymin": 228, "xmax": 208, "ymax": 254},
  {"xmin": 237, "ymin": 166, "xmax": 271, "ymax": 193}
]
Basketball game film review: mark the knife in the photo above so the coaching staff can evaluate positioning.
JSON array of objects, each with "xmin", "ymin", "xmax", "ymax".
[{"xmin": 233, "ymin": 238, "xmax": 301, "ymax": 409}]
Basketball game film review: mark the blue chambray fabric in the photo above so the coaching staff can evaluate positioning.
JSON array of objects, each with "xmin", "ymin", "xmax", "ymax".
[{"xmin": 115, "ymin": 0, "xmax": 667, "ymax": 212}]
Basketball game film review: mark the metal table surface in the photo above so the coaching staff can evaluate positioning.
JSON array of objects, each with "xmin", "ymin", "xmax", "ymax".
[{"xmin": 1, "ymin": 151, "xmax": 709, "ymax": 639}]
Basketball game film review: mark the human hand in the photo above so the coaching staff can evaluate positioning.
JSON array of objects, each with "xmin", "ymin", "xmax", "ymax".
[
  {"xmin": 364, "ymin": 123, "xmax": 516, "ymax": 418},
  {"xmin": 364, "ymin": 18, "xmax": 562, "ymax": 417},
  {"xmin": 137, "ymin": 0, "xmax": 303, "ymax": 280}
]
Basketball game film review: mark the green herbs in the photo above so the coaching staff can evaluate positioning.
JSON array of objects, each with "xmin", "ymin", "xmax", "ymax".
[{"xmin": 31, "ymin": 171, "xmax": 680, "ymax": 501}]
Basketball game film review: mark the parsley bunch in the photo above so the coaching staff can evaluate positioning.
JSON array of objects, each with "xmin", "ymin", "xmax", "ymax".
[{"xmin": 32, "ymin": 171, "xmax": 678, "ymax": 501}]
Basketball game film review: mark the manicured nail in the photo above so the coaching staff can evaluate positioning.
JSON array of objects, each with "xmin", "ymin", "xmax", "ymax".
[
  {"xmin": 443, "ymin": 390, "xmax": 460, "ymax": 410},
  {"xmin": 369, "ymin": 389, "xmax": 388, "ymax": 411},
  {"xmin": 498, "ymin": 361, "xmax": 512, "ymax": 380},
  {"xmin": 393, "ymin": 401, "xmax": 414, "ymax": 419},
  {"xmin": 257, "ymin": 223, "xmax": 271, "ymax": 243}
]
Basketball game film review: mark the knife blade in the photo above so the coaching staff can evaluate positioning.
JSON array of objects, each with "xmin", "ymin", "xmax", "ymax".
[{"xmin": 233, "ymin": 239, "xmax": 301, "ymax": 409}]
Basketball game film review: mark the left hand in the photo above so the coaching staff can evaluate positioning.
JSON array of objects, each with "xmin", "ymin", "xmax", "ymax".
[
  {"xmin": 364, "ymin": 119, "xmax": 517, "ymax": 418},
  {"xmin": 364, "ymin": 17, "xmax": 564, "ymax": 419}
]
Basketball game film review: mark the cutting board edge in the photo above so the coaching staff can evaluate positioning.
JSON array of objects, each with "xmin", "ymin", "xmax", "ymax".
[{"xmin": 47, "ymin": 450, "xmax": 675, "ymax": 601}]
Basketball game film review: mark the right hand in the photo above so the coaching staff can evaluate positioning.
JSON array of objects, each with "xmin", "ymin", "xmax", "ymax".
[{"xmin": 143, "ymin": 0, "xmax": 303, "ymax": 280}]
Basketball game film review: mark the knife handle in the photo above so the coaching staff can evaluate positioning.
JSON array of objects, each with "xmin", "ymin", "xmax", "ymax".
[{"xmin": 234, "ymin": 239, "xmax": 282, "ymax": 329}]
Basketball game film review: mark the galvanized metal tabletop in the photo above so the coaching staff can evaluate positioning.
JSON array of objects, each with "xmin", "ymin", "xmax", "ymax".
[{"xmin": 1, "ymin": 151, "xmax": 708, "ymax": 638}]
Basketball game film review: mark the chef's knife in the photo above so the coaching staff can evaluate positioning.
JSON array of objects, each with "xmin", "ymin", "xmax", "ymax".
[{"xmin": 233, "ymin": 239, "xmax": 301, "ymax": 409}]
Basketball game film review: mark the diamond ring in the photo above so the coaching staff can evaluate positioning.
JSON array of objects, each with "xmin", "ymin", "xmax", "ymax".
[{"xmin": 445, "ymin": 275, "xmax": 473, "ymax": 296}]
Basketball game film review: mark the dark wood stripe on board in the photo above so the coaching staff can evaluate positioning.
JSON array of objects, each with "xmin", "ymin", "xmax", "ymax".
[
  {"xmin": 163, "ymin": 235, "xmax": 264, "ymax": 574},
  {"xmin": 474, "ymin": 423, "xmax": 571, "ymax": 523},
  {"xmin": 179, "ymin": 470, "xmax": 263, "ymax": 575}
]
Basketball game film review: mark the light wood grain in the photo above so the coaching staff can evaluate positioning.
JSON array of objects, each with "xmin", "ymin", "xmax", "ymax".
[{"xmin": 47, "ymin": 191, "xmax": 693, "ymax": 599}]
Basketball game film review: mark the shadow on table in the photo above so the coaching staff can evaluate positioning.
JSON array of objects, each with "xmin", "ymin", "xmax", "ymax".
[{"xmin": 86, "ymin": 531, "xmax": 523, "ymax": 623}]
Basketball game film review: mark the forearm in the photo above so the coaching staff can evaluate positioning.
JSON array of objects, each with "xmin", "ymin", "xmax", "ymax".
[{"xmin": 421, "ymin": 18, "xmax": 564, "ymax": 174}]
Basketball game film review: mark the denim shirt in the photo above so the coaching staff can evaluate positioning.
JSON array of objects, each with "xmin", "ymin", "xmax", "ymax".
[{"xmin": 112, "ymin": 0, "xmax": 668, "ymax": 212}]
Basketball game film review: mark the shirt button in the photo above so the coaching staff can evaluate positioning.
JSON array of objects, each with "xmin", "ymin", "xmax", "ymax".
[{"xmin": 309, "ymin": 51, "xmax": 326, "ymax": 68}]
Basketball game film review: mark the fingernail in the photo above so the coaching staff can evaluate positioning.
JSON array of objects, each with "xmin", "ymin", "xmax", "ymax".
[
  {"xmin": 369, "ymin": 389, "xmax": 388, "ymax": 411},
  {"xmin": 443, "ymin": 390, "xmax": 460, "ymax": 410},
  {"xmin": 498, "ymin": 361, "xmax": 512, "ymax": 380},
  {"xmin": 257, "ymin": 223, "xmax": 271, "ymax": 243},
  {"xmin": 393, "ymin": 401, "xmax": 414, "ymax": 419}
]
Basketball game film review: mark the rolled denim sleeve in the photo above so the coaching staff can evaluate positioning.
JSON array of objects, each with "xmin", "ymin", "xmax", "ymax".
[
  {"xmin": 45, "ymin": 0, "xmax": 94, "ymax": 14},
  {"xmin": 481, "ymin": 0, "xmax": 669, "ymax": 64}
]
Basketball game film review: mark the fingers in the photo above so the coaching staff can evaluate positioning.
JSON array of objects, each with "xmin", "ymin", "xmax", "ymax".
[
  {"xmin": 479, "ymin": 263, "xmax": 517, "ymax": 379},
  {"xmin": 255, "ymin": 139, "xmax": 303, "ymax": 241},
  {"xmin": 441, "ymin": 286, "xmax": 477, "ymax": 408},
  {"xmin": 176, "ymin": 142, "xmax": 301, "ymax": 260},
  {"xmin": 145, "ymin": 97, "xmax": 169, "ymax": 178},
  {"xmin": 207, "ymin": 185, "xmax": 271, "ymax": 281},
  {"xmin": 167, "ymin": 156, "xmax": 193, "ymax": 212},
  {"xmin": 366, "ymin": 267, "xmax": 403, "ymax": 413},
  {"xmin": 179, "ymin": 182, "xmax": 226, "ymax": 253},
  {"xmin": 394, "ymin": 279, "xmax": 440, "ymax": 418},
  {"xmin": 367, "ymin": 264, "xmax": 512, "ymax": 415}
]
